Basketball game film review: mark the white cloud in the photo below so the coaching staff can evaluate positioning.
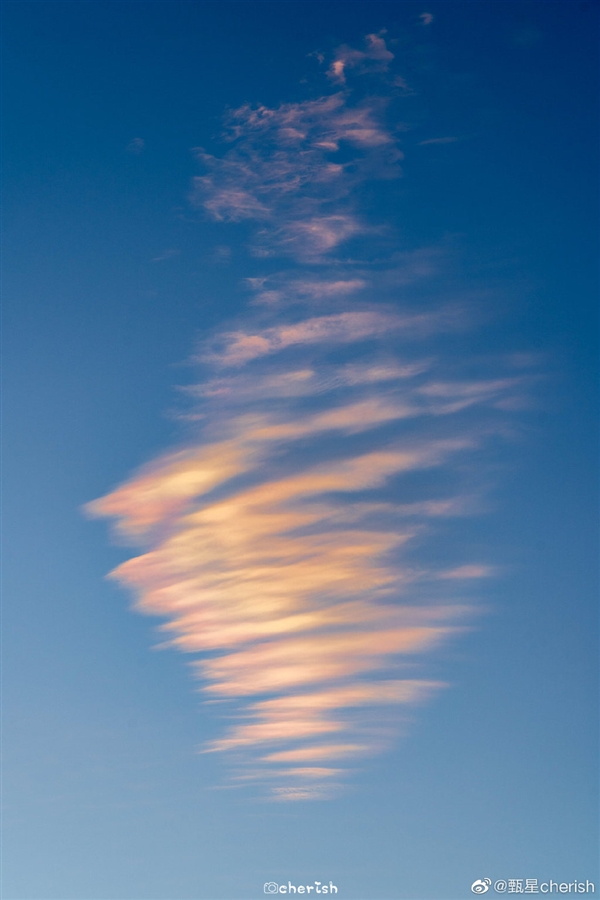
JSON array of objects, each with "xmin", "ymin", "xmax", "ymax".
[{"xmin": 152, "ymin": 248, "xmax": 180, "ymax": 262}]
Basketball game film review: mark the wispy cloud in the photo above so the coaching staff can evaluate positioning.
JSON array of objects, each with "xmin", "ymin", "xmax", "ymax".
[
  {"xmin": 126, "ymin": 137, "xmax": 145, "ymax": 154},
  {"xmin": 152, "ymin": 248, "xmax": 181, "ymax": 262},
  {"xmin": 438, "ymin": 564, "xmax": 494, "ymax": 580},
  {"xmin": 191, "ymin": 82, "xmax": 401, "ymax": 263},
  {"xmin": 327, "ymin": 32, "xmax": 395, "ymax": 85},
  {"xmin": 88, "ymin": 337, "xmax": 527, "ymax": 796},
  {"xmin": 419, "ymin": 136, "xmax": 459, "ymax": 146},
  {"xmin": 201, "ymin": 309, "xmax": 465, "ymax": 367},
  {"xmin": 88, "ymin": 35, "xmax": 536, "ymax": 799}
]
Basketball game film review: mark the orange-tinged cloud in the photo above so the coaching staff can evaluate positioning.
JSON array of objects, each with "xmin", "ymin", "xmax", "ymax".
[
  {"xmin": 87, "ymin": 392, "xmax": 480, "ymax": 793},
  {"xmin": 87, "ymin": 36, "xmax": 535, "ymax": 798},
  {"xmin": 87, "ymin": 356, "xmax": 518, "ymax": 794},
  {"xmin": 85, "ymin": 443, "xmax": 250, "ymax": 537},
  {"xmin": 263, "ymin": 744, "xmax": 369, "ymax": 763}
]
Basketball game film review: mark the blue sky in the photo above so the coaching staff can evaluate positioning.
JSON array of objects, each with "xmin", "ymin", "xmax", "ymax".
[{"xmin": 2, "ymin": 2, "xmax": 598, "ymax": 899}]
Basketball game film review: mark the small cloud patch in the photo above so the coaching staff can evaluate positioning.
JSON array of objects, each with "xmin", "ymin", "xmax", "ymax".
[{"xmin": 126, "ymin": 137, "xmax": 145, "ymax": 154}]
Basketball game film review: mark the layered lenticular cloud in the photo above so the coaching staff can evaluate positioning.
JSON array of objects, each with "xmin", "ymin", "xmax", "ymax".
[{"xmin": 88, "ymin": 35, "xmax": 532, "ymax": 799}]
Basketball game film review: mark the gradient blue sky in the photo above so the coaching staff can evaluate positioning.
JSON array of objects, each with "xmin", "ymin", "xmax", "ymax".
[{"xmin": 2, "ymin": 2, "xmax": 598, "ymax": 899}]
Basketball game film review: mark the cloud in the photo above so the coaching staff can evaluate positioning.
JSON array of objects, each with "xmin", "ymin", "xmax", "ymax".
[
  {"xmin": 152, "ymin": 248, "xmax": 181, "ymax": 262},
  {"xmin": 87, "ymin": 439, "xmax": 495, "ymax": 796},
  {"xmin": 204, "ymin": 311, "xmax": 397, "ymax": 366},
  {"xmin": 272, "ymin": 214, "xmax": 363, "ymax": 258},
  {"xmin": 88, "ymin": 34, "xmax": 536, "ymax": 799},
  {"xmin": 439, "ymin": 564, "xmax": 494, "ymax": 580},
  {"xmin": 205, "ymin": 681, "xmax": 446, "ymax": 752},
  {"xmin": 86, "ymin": 443, "xmax": 251, "ymax": 538},
  {"xmin": 327, "ymin": 33, "xmax": 395, "ymax": 84},
  {"xmin": 249, "ymin": 277, "xmax": 367, "ymax": 307},
  {"xmin": 126, "ymin": 137, "xmax": 145, "ymax": 154},
  {"xmin": 88, "ymin": 308, "xmax": 523, "ymax": 795},
  {"xmin": 212, "ymin": 245, "xmax": 232, "ymax": 263},
  {"xmin": 202, "ymin": 307, "xmax": 472, "ymax": 367},
  {"xmin": 419, "ymin": 137, "xmax": 458, "ymax": 146},
  {"xmin": 420, "ymin": 13, "xmax": 434, "ymax": 26},
  {"xmin": 199, "ymin": 186, "xmax": 270, "ymax": 222},
  {"xmin": 184, "ymin": 359, "xmax": 432, "ymax": 404},
  {"xmin": 191, "ymin": 88, "xmax": 402, "ymax": 262}
]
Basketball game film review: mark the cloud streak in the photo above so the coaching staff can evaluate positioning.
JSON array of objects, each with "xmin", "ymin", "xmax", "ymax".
[{"xmin": 88, "ymin": 35, "xmax": 534, "ymax": 799}]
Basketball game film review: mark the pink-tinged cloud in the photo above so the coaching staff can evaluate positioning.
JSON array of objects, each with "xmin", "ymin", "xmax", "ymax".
[
  {"xmin": 274, "ymin": 214, "xmax": 363, "ymax": 257},
  {"xmin": 249, "ymin": 277, "xmax": 367, "ymax": 307},
  {"xmin": 88, "ymin": 338, "xmax": 514, "ymax": 795},
  {"xmin": 439, "ymin": 565, "xmax": 494, "ymax": 580},
  {"xmin": 205, "ymin": 311, "xmax": 395, "ymax": 366},
  {"xmin": 190, "ymin": 82, "xmax": 402, "ymax": 261},
  {"xmin": 327, "ymin": 33, "xmax": 395, "ymax": 84},
  {"xmin": 206, "ymin": 681, "xmax": 445, "ymax": 752},
  {"xmin": 419, "ymin": 136, "xmax": 458, "ymax": 145},
  {"xmin": 203, "ymin": 307, "xmax": 471, "ymax": 367},
  {"xmin": 88, "ymin": 35, "xmax": 535, "ymax": 798}
]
